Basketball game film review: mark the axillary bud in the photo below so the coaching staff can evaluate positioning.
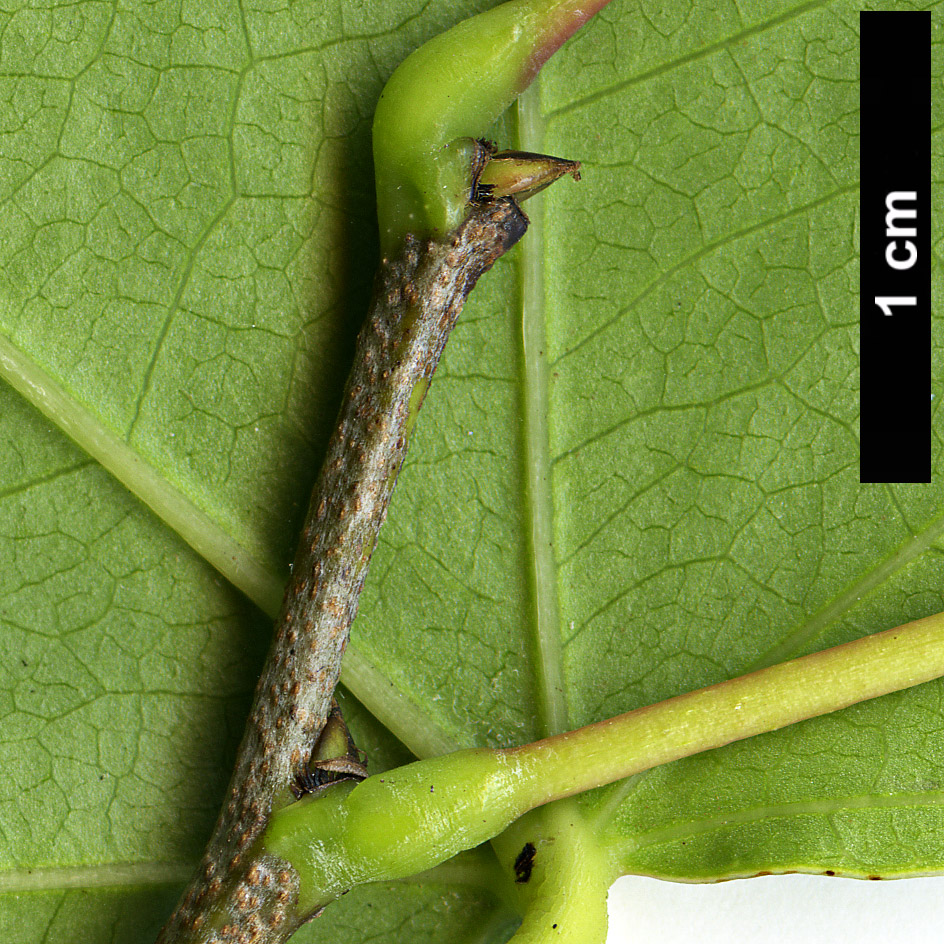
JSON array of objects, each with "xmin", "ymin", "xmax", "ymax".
[{"xmin": 473, "ymin": 140, "xmax": 581, "ymax": 204}]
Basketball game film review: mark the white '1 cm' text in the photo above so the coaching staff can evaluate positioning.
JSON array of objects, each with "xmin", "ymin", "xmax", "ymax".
[{"xmin": 875, "ymin": 190, "xmax": 918, "ymax": 317}]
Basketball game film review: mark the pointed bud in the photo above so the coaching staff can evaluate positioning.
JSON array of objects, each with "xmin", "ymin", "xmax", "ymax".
[{"xmin": 475, "ymin": 147, "xmax": 581, "ymax": 204}]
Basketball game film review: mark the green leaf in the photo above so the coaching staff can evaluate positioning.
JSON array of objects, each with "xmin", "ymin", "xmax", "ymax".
[{"xmin": 0, "ymin": 0, "xmax": 941, "ymax": 941}]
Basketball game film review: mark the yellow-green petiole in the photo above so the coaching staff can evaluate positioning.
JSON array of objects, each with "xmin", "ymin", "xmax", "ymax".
[
  {"xmin": 265, "ymin": 610, "xmax": 944, "ymax": 920},
  {"xmin": 372, "ymin": 0, "xmax": 613, "ymax": 253}
]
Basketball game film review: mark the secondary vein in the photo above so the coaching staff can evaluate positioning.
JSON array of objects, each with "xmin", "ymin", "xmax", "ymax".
[
  {"xmin": 745, "ymin": 511, "xmax": 944, "ymax": 672},
  {"xmin": 0, "ymin": 861, "xmax": 193, "ymax": 893},
  {"xmin": 0, "ymin": 333, "xmax": 455, "ymax": 759}
]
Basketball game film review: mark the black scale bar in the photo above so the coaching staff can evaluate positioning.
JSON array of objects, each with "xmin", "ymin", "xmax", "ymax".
[{"xmin": 859, "ymin": 11, "xmax": 931, "ymax": 484}]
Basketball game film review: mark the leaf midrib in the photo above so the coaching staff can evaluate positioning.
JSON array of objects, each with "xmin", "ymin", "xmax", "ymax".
[{"xmin": 516, "ymin": 87, "xmax": 569, "ymax": 739}]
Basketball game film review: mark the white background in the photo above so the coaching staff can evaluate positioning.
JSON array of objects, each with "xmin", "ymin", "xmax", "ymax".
[{"xmin": 607, "ymin": 873, "xmax": 944, "ymax": 943}]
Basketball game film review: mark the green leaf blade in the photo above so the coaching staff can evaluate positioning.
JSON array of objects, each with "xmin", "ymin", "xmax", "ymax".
[{"xmin": 3, "ymin": 1, "xmax": 944, "ymax": 940}]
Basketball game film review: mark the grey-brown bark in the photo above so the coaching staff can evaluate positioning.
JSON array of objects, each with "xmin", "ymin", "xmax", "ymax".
[{"xmin": 156, "ymin": 197, "xmax": 528, "ymax": 944}]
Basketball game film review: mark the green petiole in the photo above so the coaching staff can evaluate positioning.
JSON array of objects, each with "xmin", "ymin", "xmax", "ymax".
[
  {"xmin": 265, "ymin": 610, "xmax": 944, "ymax": 920},
  {"xmin": 373, "ymin": 0, "xmax": 612, "ymax": 252}
]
